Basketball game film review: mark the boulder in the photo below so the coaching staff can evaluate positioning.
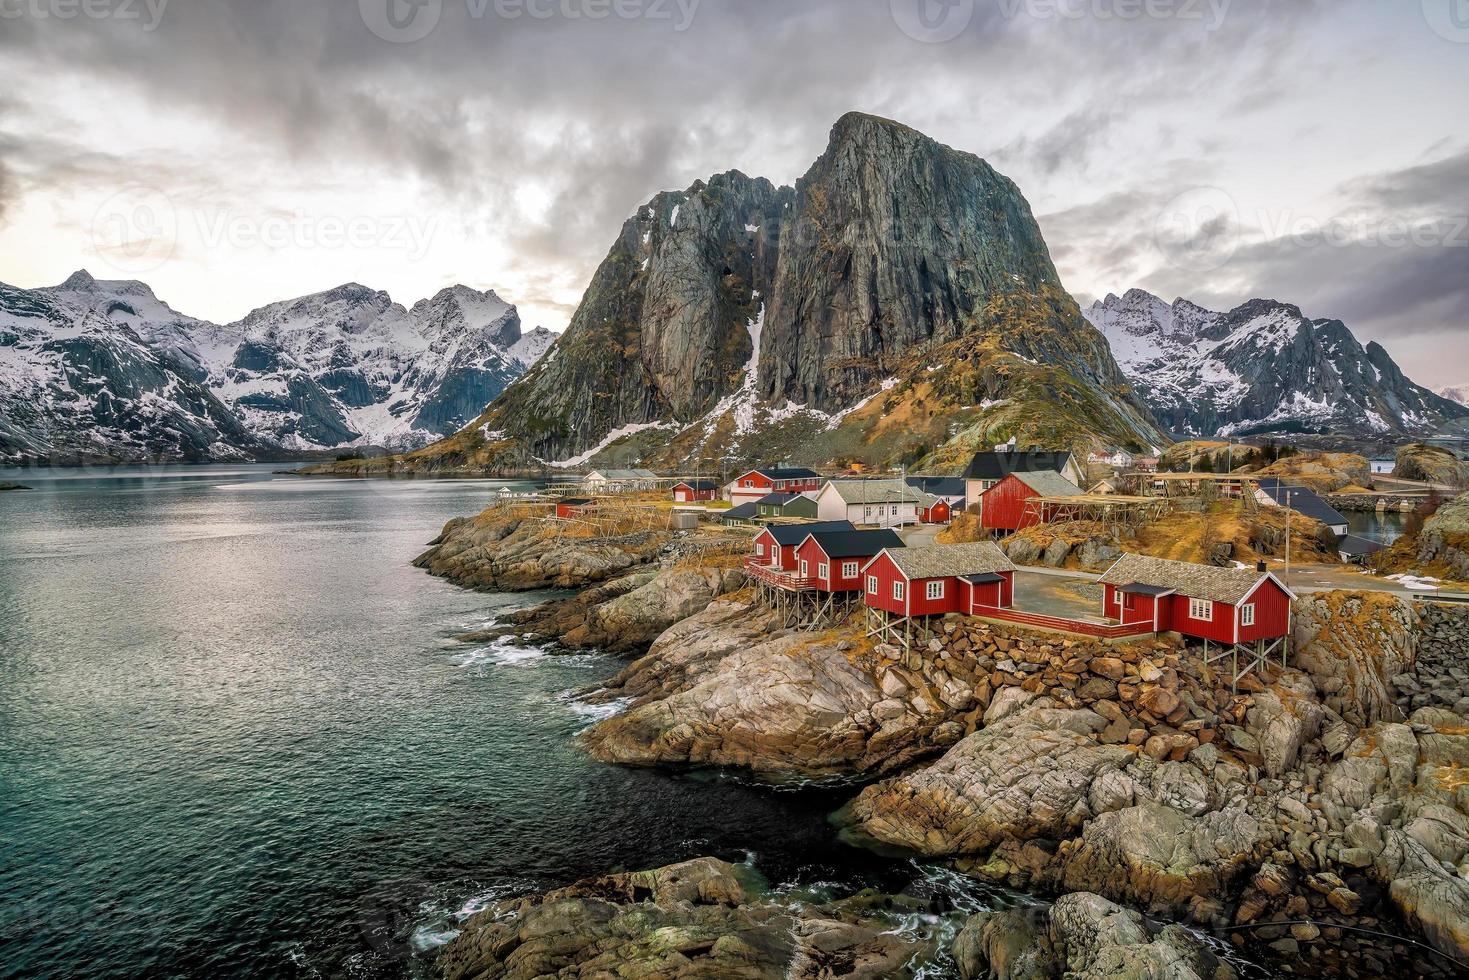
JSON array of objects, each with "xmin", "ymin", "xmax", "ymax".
[{"xmin": 845, "ymin": 707, "xmax": 1131, "ymax": 856}]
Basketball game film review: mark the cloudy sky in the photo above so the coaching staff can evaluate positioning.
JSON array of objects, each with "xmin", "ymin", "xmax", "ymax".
[{"xmin": 1, "ymin": 0, "xmax": 1465, "ymax": 387}]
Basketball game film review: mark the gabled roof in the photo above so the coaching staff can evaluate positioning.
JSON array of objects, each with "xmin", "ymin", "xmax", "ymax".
[
  {"xmin": 756, "ymin": 492, "xmax": 802, "ymax": 507},
  {"xmin": 1337, "ymin": 534, "xmax": 1386, "ymax": 557},
  {"xmin": 762, "ymin": 520, "xmax": 856, "ymax": 546},
  {"xmin": 723, "ymin": 503, "xmax": 758, "ymax": 520},
  {"xmin": 804, "ymin": 528, "xmax": 904, "ymax": 558},
  {"xmin": 823, "ymin": 479, "xmax": 942, "ymax": 507},
  {"xmin": 906, "ymin": 476, "xmax": 966, "ymax": 498},
  {"xmin": 674, "ymin": 479, "xmax": 718, "ymax": 491},
  {"xmin": 1098, "ymin": 553, "xmax": 1279, "ymax": 605},
  {"xmin": 962, "ymin": 451, "xmax": 1075, "ymax": 481},
  {"xmin": 876, "ymin": 541, "xmax": 1016, "ymax": 580},
  {"xmin": 742, "ymin": 466, "xmax": 820, "ymax": 481},
  {"xmin": 997, "ymin": 470, "xmax": 1084, "ymax": 498},
  {"xmin": 559, "ymin": 498, "xmax": 595, "ymax": 507},
  {"xmin": 1254, "ymin": 479, "xmax": 1349, "ymax": 527}
]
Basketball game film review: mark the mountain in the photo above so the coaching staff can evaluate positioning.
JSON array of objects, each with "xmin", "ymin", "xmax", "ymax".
[
  {"xmin": 353, "ymin": 112, "xmax": 1165, "ymax": 476},
  {"xmin": 0, "ymin": 272, "xmax": 551, "ymax": 464},
  {"xmin": 1084, "ymin": 289, "xmax": 1468, "ymax": 439},
  {"xmin": 1440, "ymin": 386, "xmax": 1469, "ymax": 407}
]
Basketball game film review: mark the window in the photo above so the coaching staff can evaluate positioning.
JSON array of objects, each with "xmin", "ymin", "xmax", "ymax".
[
  {"xmin": 1240, "ymin": 604, "xmax": 1256, "ymax": 627},
  {"xmin": 842, "ymin": 561, "xmax": 859, "ymax": 579},
  {"xmin": 926, "ymin": 581, "xmax": 945, "ymax": 600},
  {"xmin": 867, "ymin": 576, "xmax": 878, "ymax": 594},
  {"xmin": 891, "ymin": 505, "xmax": 899, "ymax": 516},
  {"xmin": 756, "ymin": 543, "xmax": 764, "ymax": 557},
  {"xmin": 742, "ymin": 479, "xmax": 753, "ymax": 487},
  {"xmin": 800, "ymin": 559, "xmax": 809, "ymax": 576},
  {"xmin": 1113, "ymin": 590, "xmax": 1122, "ymax": 607},
  {"xmin": 893, "ymin": 581, "xmax": 906, "ymax": 601},
  {"xmin": 818, "ymin": 563, "xmax": 828, "ymax": 580},
  {"xmin": 1189, "ymin": 597, "xmax": 1214, "ymax": 621}
]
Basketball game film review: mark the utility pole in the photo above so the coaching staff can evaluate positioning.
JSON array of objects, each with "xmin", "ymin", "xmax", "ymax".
[{"xmin": 1284, "ymin": 488, "xmax": 1292, "ymax": 587}]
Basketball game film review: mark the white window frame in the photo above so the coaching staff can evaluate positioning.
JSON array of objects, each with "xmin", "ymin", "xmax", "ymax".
[
  {"xmin": 756, "ymin": 542, "xmax": 765, "ymax": 557},
  {"xmin": 818, "ymin": 563, "xmax": 828, "ymax": 580},
  {"xmin": 893, "ymin": 581, "xmax": 906, "ymax": 601},
  {"xmin": 800, "ymin": 559, "xmax": 809, "ymax": 576},
  {"xmin": 1189, "ymin": 597, "xmax": 1214, "ymax": 621},
  {"xmin": 1113, "ymin": 590, "xmax": 1122, "ymax": 607},
  {"xmin": 926, "ymin": 580, "xmax": 945, "ymax": 601},
  {"xmin": 867, "ymin": 575, "xmax": 878, "ymax": 594},
  {"xmin": 1240, "ymin": 603, "xmax": 1256, "ymax": 627},
  {"xmin": 842, "ymin": 561, "xmax": 859, "ymax": 579}
]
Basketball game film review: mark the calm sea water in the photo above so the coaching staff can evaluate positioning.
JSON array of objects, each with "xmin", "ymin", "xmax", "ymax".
[
  {"xmin": 0, "ymin": 466, "xmax": 976, "ymax": 979},
  {"xmin": 1347, "ymin": 509, "xmax": 1406, "ymax": 544}
]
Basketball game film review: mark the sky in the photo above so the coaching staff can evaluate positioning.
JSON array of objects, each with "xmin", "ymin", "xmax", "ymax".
[{"xmin": 0, "ymin": 0, "xmax": 1466, "ymax": 388}]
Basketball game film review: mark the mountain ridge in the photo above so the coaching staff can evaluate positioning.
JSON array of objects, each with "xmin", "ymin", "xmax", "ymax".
[
  {"xmin": 1083, "ymin": 287, "xmax": 1467, "ymax": 440},
  {"xmin": 0, "ymin": 272, "xmax": 552, "ymax": 463}
]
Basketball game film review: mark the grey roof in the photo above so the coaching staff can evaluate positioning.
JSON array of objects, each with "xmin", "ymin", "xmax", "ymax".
[
  {"xmin": 1254, "ymin": 479, "xmax": 1349, "ymax": 527},
  {"xmin": 825, "ymin": 479, "xmax": 942, "ymax": 507},
  {"xmin": 675, "ymin": 479, "xmax": 718, "ymax": 490},
  {"xmin": 1098, "ymin": 554, "xmax": 1271, "ymax": 604},
  {"xmin": 764, "ymin": 520, "xmax": 856, "ymax": 546},
  {"xmin": 805, "ymin": 528, "xmax": 904, "ymax": 558},
  {"xmin": 963, "ymin": 451, "xmax": 1075, "ymax": 481},
  {"xmin": 959, "ymin": 572, "xmax": 1006, "ymax": 585},
  {"xmin": 1337, "ymin": 534, "xmax": 1386, "ymax": 557},
  {"xmin": 1005, "ymin": 470, "xmax": 1085, "ymax": 498},
  {"xmin": 1120, "ymin": 583, "xmax": 1173, "ymax": 596},
  {"xmin": 881, "ymin": 541, "xmax": 1016, "ymax": 580},
  {"xmin": 559, "ymin": 498, "xmax": 595, "ymax": 507},
  {"xmin": 722, "ymin": 503, "xmax": 758, "ymax": 521},
  {"xmin": 756, "ymin": 492, "xmax": 801, "ymax": 506},
  {"xmin": 906, "ymin": 476, "xmax": 966, "ymax": 498}
]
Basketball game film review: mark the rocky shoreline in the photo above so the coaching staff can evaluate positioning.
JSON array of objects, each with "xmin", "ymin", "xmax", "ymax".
[{"xmin": 420, "ymin": 504, "xmax": 1469, "ymax": 978}]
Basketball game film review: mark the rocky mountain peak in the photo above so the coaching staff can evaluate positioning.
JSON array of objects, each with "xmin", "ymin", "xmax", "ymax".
[
  {"xmin": 1086, "ymin": 289, "xmax": 1466, "ymax": 437},
  {"xmin": 54, "ymin": 268, "xmax": 159, "ymax": 300}
]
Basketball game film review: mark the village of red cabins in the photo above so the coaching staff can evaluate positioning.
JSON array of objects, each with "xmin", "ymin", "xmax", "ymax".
[{"xmin": 737, "ymin": 489, "xmax": 1294, "ymax": 690}]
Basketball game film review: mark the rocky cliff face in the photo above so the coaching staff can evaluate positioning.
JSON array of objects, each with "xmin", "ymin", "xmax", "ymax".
[
  {"xmin": 1085, "ymin": 288, "xmax": 1467, "ymax": 439},
  {"xmin": 0, "ymin": 272, "xmax": 551, "ymax": 462},
  {"xmin": 422, "ymin": 112, "xmax": 1164, "ymax": 473}
]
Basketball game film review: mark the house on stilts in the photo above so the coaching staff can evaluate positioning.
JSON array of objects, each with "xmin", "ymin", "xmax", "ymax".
[
  {"xmin": 861, "ymin": 541, "xmax": 1017, "ymax": 649},
  {"xmin": 745, "ymin": 525, "xmax": 895, "ymax": 628},
  {"xmin": 1096, "ymin": 553, "xmax": 1296, "ymax": 692}
]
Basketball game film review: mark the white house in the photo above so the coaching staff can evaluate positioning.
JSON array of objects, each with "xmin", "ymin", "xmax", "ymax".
[
  {"xmin": 1087, "ymin": 449, "xmax": 1135, "ymax": 470},
  {"xmin": 815, "ymin": 479, "xmax": 941, "ymax": 528}
]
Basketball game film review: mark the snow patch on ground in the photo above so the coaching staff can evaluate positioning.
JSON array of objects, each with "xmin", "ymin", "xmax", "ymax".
[{"xmin": 547, "ymin": 420, "xmax": 678, "ymax": 469}]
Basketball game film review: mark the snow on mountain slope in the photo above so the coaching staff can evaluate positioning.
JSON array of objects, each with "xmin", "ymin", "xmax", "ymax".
[
  {"xmin": 0, "ymin": 272, "xmax": 553, "ymax": 462},
  {"xmin": 1085, "ymin": 288, "xmax": 1468, "ymax": 439}
]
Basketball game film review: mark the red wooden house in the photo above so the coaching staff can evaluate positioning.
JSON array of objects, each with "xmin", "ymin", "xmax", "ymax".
[
  {"xmin": 978, "ymin": 471, "xmax": 1084, "ymax": 533},
  {"xmin": 1097, "ymin": 554, "xmax": 1295, "ymax": 644},
  {"xmin": 728, "ymin": 466, "xmax": 823, "ymax": 505},
  {"xmin": 862, "ymin": 541, "xmax": 1017, "ymax": 618},
  {"xmin": 750, "ymin": 520, "xmax": 855, "ymax": 571},
  {"xmin": 672, "ymin": 480, "xmax": 718, "ymax": 503},
  {"xmin": 919, "ymin": 497, "xmax": 952, "ymax": 525},
  {"xmin": 794, "ymin": 529, "xmax": 904, "ymax": 593},
  {"xmin": 555, "ymin": 498, "xmax": 598, "ymax": 520}
]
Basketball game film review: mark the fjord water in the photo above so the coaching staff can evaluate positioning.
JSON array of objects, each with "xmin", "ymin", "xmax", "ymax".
[{"xmin": 0, "ymin": 467, "xmax": 927, "ymax": 979}]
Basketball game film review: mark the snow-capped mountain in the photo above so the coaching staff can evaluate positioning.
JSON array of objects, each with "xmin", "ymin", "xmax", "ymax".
[
  {"xmin": 1440, "ymin": 386, "xmax": 1469, "ymax": 407},
  {"xmin": 0, "ymin": 271, "xmax": 553, "ymax": 463},
  {"xmin": 1084, "ymin": 288, "xmax": 1467, "ymax": 439}
]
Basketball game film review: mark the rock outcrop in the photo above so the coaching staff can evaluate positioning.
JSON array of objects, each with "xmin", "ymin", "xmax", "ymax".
[
  {"xmin": 1395, "ymin": 443, "xmax": 1469, "ymax": 486},
  {"xmin": 953, "ymin": 891, "xmax": 1239, "ymax": 980},
  {"xmin": 412, "ymin": 505, "xmax": 670, "ymax": 592},
  {"xmin": 482, "ymin": 564, "xmax": 747, "ymax": 652},
  {"xmin": 1292, "ymin": 591, "xmax": 1416, "ymax": 726},
  {"xmin": 580, "ymin": 601, "xmax": 969, "ymax": 781},
  {"xmin": 437, "ymin": 857, "xmax": 935, "ymax": 980}
]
